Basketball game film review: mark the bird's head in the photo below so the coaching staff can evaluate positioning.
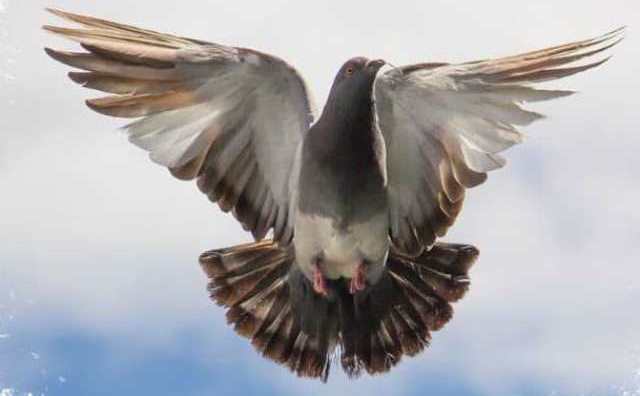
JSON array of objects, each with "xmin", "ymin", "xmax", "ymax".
[
  {"xmin": 335, "ymin": 57, "xmax": 386, "ymax": 83},
  {"xmin": 323, "ymin": 57, "xmax": 386, "ymax": 118}
]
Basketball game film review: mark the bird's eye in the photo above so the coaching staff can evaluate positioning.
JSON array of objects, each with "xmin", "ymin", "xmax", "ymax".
[{"xmin": 346, "ymin": 67, "xmax": 354, "ymax": 76}]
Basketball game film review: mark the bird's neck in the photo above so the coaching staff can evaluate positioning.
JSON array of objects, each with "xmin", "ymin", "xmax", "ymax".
[{"xmin": 315, "ymin": 93, "xmax": 377, "ymax": 153}]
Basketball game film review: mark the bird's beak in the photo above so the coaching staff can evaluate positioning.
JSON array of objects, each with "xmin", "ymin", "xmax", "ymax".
[{"xmin": 366, "ymin": 59, "xmax": 386, "ymax": 70}]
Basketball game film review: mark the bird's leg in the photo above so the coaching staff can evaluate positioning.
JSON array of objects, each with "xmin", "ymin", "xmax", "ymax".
[
  {"xmin": 349, "ymin": 261, "xmax": 367, "ymax": 294},
  {"xmin": 312, "ymin": 260, "xmax": 328, "ymax": 297}
]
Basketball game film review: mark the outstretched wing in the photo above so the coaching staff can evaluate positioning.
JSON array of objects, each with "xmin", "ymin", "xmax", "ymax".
[
  {"xmin": 375, "ymin": 28, "xmax": 624, "ymax": 256},
  {"xmin": 44, "ymin": 9, "xmax": 316, "ymax": 243}
]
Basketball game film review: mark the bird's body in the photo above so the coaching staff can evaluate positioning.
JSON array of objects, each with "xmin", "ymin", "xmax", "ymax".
[
  {"xmin": 295, "ymin": 58, "xmax": 389, "ymax": 286},
  {"xmin": 44, "ymin": 8, "xmax": 623, "ymax": 381}
]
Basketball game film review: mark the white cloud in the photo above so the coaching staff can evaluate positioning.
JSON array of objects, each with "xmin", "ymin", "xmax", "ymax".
[{"xmin": 1, "ymin": 0, "xmax": 640, "ymax": 394}]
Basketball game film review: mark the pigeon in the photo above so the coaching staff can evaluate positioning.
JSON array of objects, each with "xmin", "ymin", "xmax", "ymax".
[{"xmin": 44, "ymin": 8, "xmax": 624, "ymax": 381}]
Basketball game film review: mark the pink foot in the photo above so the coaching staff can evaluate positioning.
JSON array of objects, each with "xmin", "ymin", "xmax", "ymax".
[
  {"xmin": 312, "ymin": 263, "xmax": 328, "ymax": 297},
  {"xmin": 349, "ymin": 262, "xmax": 366, "ymax": 294}
]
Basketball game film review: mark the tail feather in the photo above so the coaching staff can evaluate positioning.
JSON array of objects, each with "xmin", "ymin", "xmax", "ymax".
[{"xmin": 199, "ymin": 240, "xmax": 479, "ymax": 381}]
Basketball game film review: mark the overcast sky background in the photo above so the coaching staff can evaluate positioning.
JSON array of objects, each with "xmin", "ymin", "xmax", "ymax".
[{"xmin": 1, "ymin": 0, "xmax": 639, "ymax": 395}]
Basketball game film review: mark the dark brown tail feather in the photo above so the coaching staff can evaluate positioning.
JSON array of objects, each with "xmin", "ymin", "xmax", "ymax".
[{"xmin": 199, "ymin": 240, "xmax": 478, "ymax": 381}]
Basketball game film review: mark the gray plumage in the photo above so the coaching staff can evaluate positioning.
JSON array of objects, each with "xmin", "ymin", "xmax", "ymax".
[
  {"xmin": 44, "ymin": 8, "xmax": 624, "ymax": 380},
  {"xmin": 295, "ymin": 57, "xmax": 389, "ymax": 287}
]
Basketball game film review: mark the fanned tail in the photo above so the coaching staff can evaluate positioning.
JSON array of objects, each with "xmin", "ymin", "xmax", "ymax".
[
  {"xmin": 339, "ymin": 242, "xmax": 478, "ymax": 376},
  {"xmin": 199, "ymin": 240, "xmax": 478, "ymax": 381},
  {"xmin": 199, "ymin": 241, "xmax": 334, "ymax": 380}
]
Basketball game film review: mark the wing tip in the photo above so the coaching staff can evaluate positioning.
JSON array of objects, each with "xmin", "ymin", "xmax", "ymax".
[
  {"xmin": 43, "ymin": 47, "xmax": 81, "ymax": 67},
  {"xmin": 558, "ymin": 89, "xmax": 576, "ymax": 97},
  {"xmin": 585, "ymin": 55, "xmax": 613, "ymax": 70},
  {"xmin": 67, "ymin": 71, "xmax": 87, "ymax": 85},
  {"xmin": 41, "ymin": 24, "xmax": 57, "ymax": 33},
  {"xmin": 44, "ymin": 7, "xmax": 84, "ymax": 23},
  {"xmin": 42, "ymin": 24, "xmax": 78, "ymax": 39},
  {"xmin": 84, "ymin": 98, "xmax": 98, "ymax": 110},
  {"xmin": 591, "ymin": 26, "xmax": 626, "ymax": 55},
  {"xmin": 605, "ymin": 25, "xmax": 627, "ymax": 39},
  {"xmin": 84, "ymin": 97, "xmax": 122, "ymax": 116},
  {"xmin": 43, "ymin": 7, "xmax": 77, "ymax": 29},
  {"xmin": 43, "ymin": 46, "xmax": 60, "ymax": 60},
  {"xmin": 44, "ymin": 7, "xmax": 63, "ymax": 17},
  {"xmin": 85, "ymin": 97, "xmax": 115, "ymax": 117}
]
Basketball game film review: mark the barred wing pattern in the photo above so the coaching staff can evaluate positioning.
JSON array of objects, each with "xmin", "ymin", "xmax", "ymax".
[
  {"xmin": 44, "ymin": 9, "xmax": 316, "ymax": 243},
  {"xmin": 375, "ymin": 28, "xmax": 624, "ymax": 256}
]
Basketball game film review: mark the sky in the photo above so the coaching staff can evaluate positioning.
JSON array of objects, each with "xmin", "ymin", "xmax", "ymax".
[{"xmin": 1, "ymin": 0, "xmax": 640, "ymax": 395}]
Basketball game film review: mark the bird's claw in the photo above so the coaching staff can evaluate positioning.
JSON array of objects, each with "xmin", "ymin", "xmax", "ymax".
[
  {"xmin": 349, "ymin": 262, "xmax": 366, "ymax": 294},
  {"xmin": 312, "ymin": 263, "xmax": 328, "ymax": 296}
]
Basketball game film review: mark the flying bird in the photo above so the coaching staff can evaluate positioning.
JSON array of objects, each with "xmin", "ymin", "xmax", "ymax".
[{"xmin": 43, "ymin": 8, "xmax": 624, "ymax": 381}]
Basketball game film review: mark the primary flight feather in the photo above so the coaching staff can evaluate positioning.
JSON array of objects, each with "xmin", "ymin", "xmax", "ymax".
[{"xmin": 44, "ymin": 8, "xmax": 623, "ymax": 380}]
